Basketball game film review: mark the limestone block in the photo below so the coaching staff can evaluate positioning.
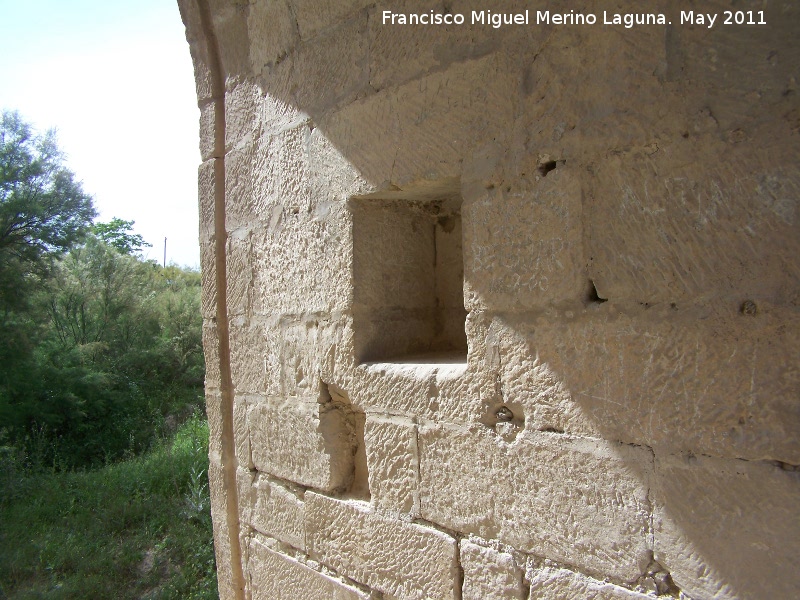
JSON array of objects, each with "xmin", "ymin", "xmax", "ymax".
[
  {"xmin": 308, "ymin": 129, "xmax": 373, "ymax": 204},
  {"xmin": 471, "ymin": 313, "xmax": 595, "ymax": 438},
  {"xmin": 418, "ymin": 424, "xmax": 652, "ymax": 582},
  {"xmin": 228, "ymin": 319, "xmax": 266, "ymax": 395},
  {"xmin": 662, "ymin": 8, "xmax": 800, "ymax": 131},
  {"xmin": 460, "ymin": 540, "xmax": 526, "ymax": 600},
  {"xmin": 653, "ymin": 453, "xmax": 800, "ymax": 600},
  {"xmin": 208, "ymin": 1, "xmax": 250, "ymax": 81},
  {"xmin": 527, "ymin": 567, "xmax": 650, "ymax": 600},
  {"xmin": 198, "ymin": 102, "xmax": 218, "ymax": 162},
  {"xmin": 251, "ymin": 123, "xmax": 312, "ymax": 213},
  {"xmin": 199, "ymin": 239, "xmax": 217, "ymax": 319},
  {"xmin": 366, "ymin": 0, "xmax": 505, "ymax": 91},
  {"xmin": 233, "ymin": 394, "xmax": 251, "ymax": 468},
  {"xmin": 586, "ymin": 146, "xmax": 800, "ymax": 306},
  {"xmin": 389, "ymin": 53, "xmax": 515, "ymax": 187},
  {"xmin": 205, "ymin": 390, "xmax": 223, "ymax": 460},
  {"xmin": 279, "ymin": 14, "xmax": 370, "ymax": 115},
  {"xmin": 225, "ymin": 81, "xmax": 261, "ymax": 150},
  {"xmin": 225, "ymin": 231, "xmax": 250, "ymax": 317},
  {"xmin": 236, "ymin": 466, "xmax": 255, "ymax": 528},
  {"xmin": 247, "ymin": 537, "xmax": 368, "ymax": 600},
  {"xmin": 316, "ymin": 52, "xmax": 515, "ymax": 188},
  {"xmin": 202, "ymin": 322, "xmax": 221, "ymax": 392},
  {"xmin": 176, "ymin": 0, "xmax": 215, "ymax": 101},
  {"xmin": 223, "ymin": 141, "xmax": 254, "ymax": 234},
  {"xmin": 305, "ymin": 492, "xmax": 459, "ymax": 599},
  {"xmin": 275, "ymin": 316, "xmax": 354, "ymax": 399},
  {"xmin": 504, "ymin": 305, "xmax": 800, "ymax": 464},
  {"xmin": 352, "ymin": 202, "xmax": 435, "ymax": 312},
  {"xmin": 208, "ymin": 459, "xmax": 241, "ymax": 600},
  {"xmin": 247, "ymin": 0, "xmax": 298, "ymax": 72},
  {"xmin": 197, "ymin": 158, "xmax": 216, "ymax": 239},
  {"xmin": 249, "ymin": 474, "xmax": 306, "ymax": 551},
  {"xmin": 364, "ymin": 414, "xmax": 418, "ymax": 515},
  {"xmin": 354, "ymin": 360, "xmax": 470, "ymax": 423},
  {"xmin": 249, "ymin": 206, "xmax": 352, "ymax": 316},
  {"xmin": 315, "ymin": 91, "xmax": 398, "ymax": 188},
  {"xmin": 290, "ymin": 0, "xmax": 373, "ymax": 41},
  {"xmin": 259, "ymin": 90, "xmax": 309, "ymax": 137},
  {"xmin": 248, "ymin": 397, "xmax": 357, "ymax": 492},
  {"xmin": 463, "ymin": 165, "xmax": 586, "ymax": 311}
]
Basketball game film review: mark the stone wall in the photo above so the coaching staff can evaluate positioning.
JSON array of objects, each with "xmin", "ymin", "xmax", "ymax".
[{"xmin": 178, "ymin": 1, "xmax": 800, "ymax": 598}]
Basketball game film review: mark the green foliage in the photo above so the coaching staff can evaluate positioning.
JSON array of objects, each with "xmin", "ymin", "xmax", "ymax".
[
  {"xmin": 0, "ymin": 414, "xmax": 218, "ymax": 599},
  {"xmin": 0, "ymin": 112, "xmax": 204, "ymax": 471},
  {"xmin": 0, "ymin": 238, "xmax": 204, "ymax": 469},
  {"xmin": 0, "ymin": 111, "xmax": 96, "ymax": 312},
  {"xmin": 92, "ymin": 217, "xmax": 152, "ymax": 255},
  {"xmin": 0, "ymin": 111, "xmax": 212, "ymax": 597}
]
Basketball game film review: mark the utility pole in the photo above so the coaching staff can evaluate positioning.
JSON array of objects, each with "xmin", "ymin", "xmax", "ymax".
[{"xmin": 163, "ymin": 237, "xmax": 167, "ymax": 268}]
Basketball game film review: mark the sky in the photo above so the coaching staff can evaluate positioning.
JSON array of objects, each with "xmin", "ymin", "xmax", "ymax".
[{"xmin": 0, "ymin": 0, "xmax": 201, "ymax": 267}]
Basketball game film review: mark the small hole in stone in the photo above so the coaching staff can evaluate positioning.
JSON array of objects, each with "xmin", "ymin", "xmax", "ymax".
[
  {"xmin": 741, "ymin": 300, "xmax": 758, "ymax": 316},
  {"xmin": 495, "ymin": 406, "xmax": 514, "ymax": 422},
  {"xmin": 538, "ymin": 160, "xmax": 558, "ymax": 177},
  {"xmin": 682, "ymin": 131, "xmax": 690, "ymax": 139},
  {"xmin": 540, "ymin": 426, "xmax": 565, "ymax": 434},
  {"xmin": 586, "ymin": 280, "xmax": 608, "ymax": 304}
]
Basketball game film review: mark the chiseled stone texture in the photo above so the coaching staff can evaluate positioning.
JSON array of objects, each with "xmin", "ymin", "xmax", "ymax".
[
  {"xmin": 653, "ymin": 453, "xmax": 800, "ymax": 600},
  {"xmin": 247, "ymin": 397, "xmax": 357, "ymax": 492},
  {"xmin": 460, "ymin": 539, "xmax": 526, "ymax": 600},
  {"xmin": 418, "ymin": 423, "xmax": 652, "ymax": 583},
  {"xmin": 181, "ymin": 0, "xmax": 800, "ymax": 597},
  {"xmin": 527, "ymin": 567, "xmax": 651, "ymax": 600},
  {"xmin": 248, "ymin": 474, "xmax": 306, "ymax": 551},
  {"xmin": 247, "ymin": 536, "xmax": 369, "ymax": 600},
  {"xmin": 364, "ymin": 414, "xmax": 418, "ymax": 515},
  {"xmin": 305, "ymin": 492, "xmax": 460, "ymax": 599}
]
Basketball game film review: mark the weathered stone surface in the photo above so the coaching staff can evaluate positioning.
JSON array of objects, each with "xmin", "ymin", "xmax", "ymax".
[
  {"xmin": 199, "ymin": 238, "xmax": 217, "ymax": 319},
  {"xmin": 228, "ymin": 318, "xmax": 266, "ymax": 395},
  {"xmin": 366, "ymin": 0, "xmax": 507, "ymax": 91},
  {"xmin": 181, "ymin": 2, "xmax": 800, "ymax": 598},
  {"xmin": 202, "ymin": 322, "xmax": 221, "ymax": 392},
  {"xmin": 463, "ymin": 165, "xmax": 586, "ymax": 311},
  {"xmin": 306, "ymin": 492, "xmax": 459, "ymax": 599},
  {"xmin": 247, "ymin": 537, "xmax": 368, "ymax": 600},
  {"xmin": 205, "ymin": 390, "xmax": 223, "ymax": 460},
  {"xmin": 527, "ymin": 567, "xmax": 651, "ymax": 600},
  {"xmin": 418, "ymin": 424, "xmax": 652, "ymax": 582},
  {"xmin": 197, "ymin": 158, "xmax": 217, "ymax": 238},
  {"xmin": 653, "ymin": 453, "xmax": 800, "ymax": 600},
  {"xmin": 247, "ymin": 396, "xmax": 357, "ymax": 492},
  {"xmin": 364, "ymin": 414, "xmax": 418, "ymax": 515},
  {"xmin": 247, "ymin": 0, "xmax": 298, "ymax": 73},
  {"xmin": 473, "ymin": 306, "xmax": 800, "ymax": 463},
  {"xmin": 586, "ymin": 147, "xmax": 800, "ymax": 307},
  {"xmin": 248, "ymin": 474, "xmax": 306, "ymax": 551},
  {"xmin": 460, "ymin": 540, "xmax": 526, "ymax": 600},
  {"xmin": 233, "ymin": 394, "xmax": 250, "ymax": 468},
  {"xmin": 208, "ymin": 459, "xmax": 242, "ymax": 599},
  {"xmin": 272, "ymin": 14, "xmax": 370, "ymax": 115},
  {"xmin": 291, "ymin": 0, "xmax": 373, "ymax": 41}
]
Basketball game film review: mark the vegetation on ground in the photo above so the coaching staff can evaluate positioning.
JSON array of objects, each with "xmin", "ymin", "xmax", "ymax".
[
  {"xmin": 0, "ymin": 111, "xmax": 216, "ymax": 597},
  {"xmin": 0, "ymin": 414, "xmax": 217, "ymax": 599}
]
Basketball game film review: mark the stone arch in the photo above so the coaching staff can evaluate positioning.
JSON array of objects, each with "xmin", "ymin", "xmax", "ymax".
[{"xmin": 179, "ymin": 2, "xmax": 800, "ymax": 598}]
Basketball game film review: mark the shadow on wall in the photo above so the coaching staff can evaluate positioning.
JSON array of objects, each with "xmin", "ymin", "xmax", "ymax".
[{"xmin": 183, "ymin": 0, "xmax": 800, "ymax": 597}]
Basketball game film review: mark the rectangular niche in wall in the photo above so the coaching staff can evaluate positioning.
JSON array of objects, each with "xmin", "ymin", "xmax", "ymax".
[{"xmin": 350, "ymin": 179, "xmax": 467, "ymax": 363}]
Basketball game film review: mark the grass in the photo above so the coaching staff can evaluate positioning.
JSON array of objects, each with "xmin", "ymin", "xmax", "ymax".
[{"xmin": 0, "ymin": 414, "xmax": 218, "ymax": 599}]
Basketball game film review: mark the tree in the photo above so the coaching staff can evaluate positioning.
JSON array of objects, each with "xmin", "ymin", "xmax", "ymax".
[
  {"xmin": 92, "ymin": 217, "xmax": 151, "ymax": 256},
  {"xmin": 0, "ymin": 111, "xmax": 96, "ymax": 311}
]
